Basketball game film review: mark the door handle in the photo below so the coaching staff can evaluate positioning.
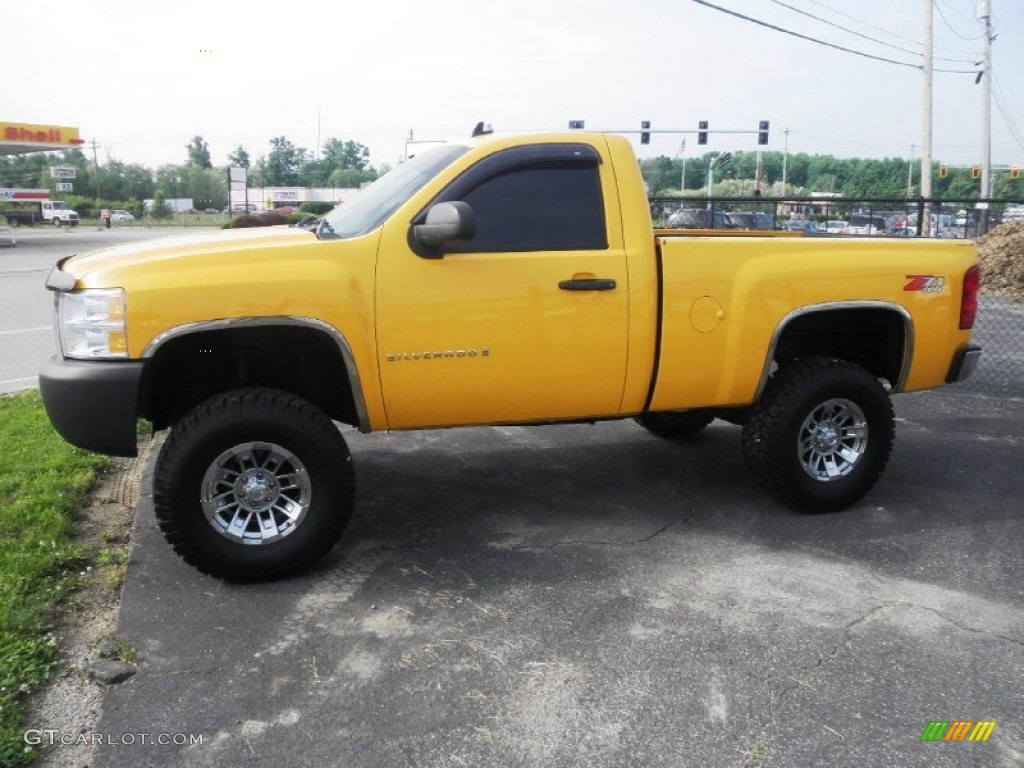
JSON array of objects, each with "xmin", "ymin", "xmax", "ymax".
[{"xmin": 558, "ymin": 278, "xmax": 617, "ymax": 291}]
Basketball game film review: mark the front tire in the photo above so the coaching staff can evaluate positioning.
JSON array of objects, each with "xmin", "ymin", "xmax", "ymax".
[
  {"xmin": 153, "ymin": 387, "xmax": 355, "ymax": 580},
  {"xmin": 741, "ymin": 358, "xmax": 894, "ymax": 512}
]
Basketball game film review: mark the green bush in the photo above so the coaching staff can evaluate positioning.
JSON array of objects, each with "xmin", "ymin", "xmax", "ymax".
[
  {"xmin": 226, "ymin": 212, "xmax": 290, "ymax": 229},
  {"xmin": 149, "ymin": 192, "xmax": 173, "ymax": 220},
  {"xmin": 285, "ymin": 213, "xmax": 309, "ymax": 224},
  {"xmin": 299, "ymin": 201, "xmax": 334, "ymax": 215},
  {"xmin": 227, "ymin": 214, "xmax": 262, "ymax": 228}
]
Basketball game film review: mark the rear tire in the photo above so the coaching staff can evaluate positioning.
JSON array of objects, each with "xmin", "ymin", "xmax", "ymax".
[
  {"xmin": 741, "ymin": 358, "xmax": 894, "ymax": 512},
  {"xmin": 153, "ymin": 387, "xmax": 355, "ymax": 580},
  {"xmin": 635, "ymin": 410, "xmax": 714, "ymax": 439}
]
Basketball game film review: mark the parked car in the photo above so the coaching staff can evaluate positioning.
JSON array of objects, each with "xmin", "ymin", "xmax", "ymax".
[
  {"xmin": 1003, "ymin": 206, "xmax": 1024, "ymax": 223},
  {"xmin": 822, "ymin": 220, "xmax": 848, "ymax": 234},
  {"xmin": 666, "ymin": 208, "xmax": 736, "ymax": 229},
  {"xmin": 844, "ymin": 215, "xmax": 887, "ymax": 236},
  {"xmin": 110, "ymin": 210, "xmax": 135, "ymax": 223},
  {"xmin": 0, "ymin": 226, "xmax": 15, "ymax": 247},
  {"xmin": 782, "ymin": 219, "xmax": 820, "ymax": 233},
  {"xmin": 904, "ymin": 212, "xmax": 960, "ymax": 238}
]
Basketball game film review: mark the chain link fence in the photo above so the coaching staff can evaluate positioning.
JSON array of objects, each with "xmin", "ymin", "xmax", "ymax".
[{"xmin": 650, "ymin": 196, "xmax": 1024, "ymax": 398}]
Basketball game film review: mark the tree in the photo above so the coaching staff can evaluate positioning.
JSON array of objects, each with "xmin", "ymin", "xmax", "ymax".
[
  {"xmin": 149, "ymin": 190, "xmax": 172, "ymax": 219},
  {"xmin": 322, "ymin": 138, "xmax": 370, "ymax": 171},
  {"xmin": 327, "ymin": 167, "xmax": 378, "ymax": 188},
  {"xmin": 297, "ymin": 159, "xmax": 329, "ymax": 188},
  {"xmin": 186, "ymin": 135, "xmax": 212, "ymax": 169},
  {"xmin": 264, "ymin": 136, "xmax": 307, "ymax": 186},
  {"xmin": 228, "ymin": 145, "xmax": 250, "ymax": 169}
]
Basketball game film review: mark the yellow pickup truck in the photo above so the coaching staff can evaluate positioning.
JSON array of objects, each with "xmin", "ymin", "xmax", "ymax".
[{"xmin": 40, "ymin": 130, "xmax": 982, "ymax": 579}]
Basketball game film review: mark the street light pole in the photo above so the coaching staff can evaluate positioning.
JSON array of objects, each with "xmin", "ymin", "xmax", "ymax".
[{"xmin": 680, "ymin": 138, "xmax": 687, "ymax": 192}]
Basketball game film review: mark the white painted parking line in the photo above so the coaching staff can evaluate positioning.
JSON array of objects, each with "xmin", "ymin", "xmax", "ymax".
[
  {"xmin": 0, "ymin": 326, "xmax": 51, "ymax": 336},
  {"xmin": 0, "ymin": 376, "xmax": 38, "ymax": 388}
]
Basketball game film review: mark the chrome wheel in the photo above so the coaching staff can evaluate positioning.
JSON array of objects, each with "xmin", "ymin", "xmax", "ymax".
[
  {"xmin": 798, "ymin": 398, "xmax": 868, "ymax": 482},
  {"xmin": 200, "ymin": 441, "xmax": 312, "ymax": 545}
]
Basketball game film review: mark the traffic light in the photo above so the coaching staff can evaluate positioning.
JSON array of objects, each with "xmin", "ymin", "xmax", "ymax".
[
  {"xmin": 758, "ymin": 120, "xmax": 769, "ymax": 145},
  {"xmin": 698, "ymin": 120, "xmax": 708, "ymax": 145},
  {"xmin": 972, "ymin": 165, "xmax": 982, "ymax": 180},
  {"xmin": 568, "ymin": 120, "xmax": 585, "ymax": 130},
  {"xmin": 640, "ymin": 121, "xmax": 651, "ymax": 145},
  {"xmin": 1012, "ymin": 166, "xmax": 1021, "ymax": 180},
  {"xmin": 939, "ymin": 164, "xmax": 948, "ymax": 178}
]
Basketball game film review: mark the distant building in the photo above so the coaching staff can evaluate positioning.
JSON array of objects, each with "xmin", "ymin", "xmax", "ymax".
[
  {"xmin": 779, "ymin": 192, "xmax": 842, "ymax": 217},
  {"xmin": 143, "ymin": 198, "xmax": 194, "ymax": 214},
  {"xmin": 230, "ymin": 187, "xmax": 361, "ymax": 211}
]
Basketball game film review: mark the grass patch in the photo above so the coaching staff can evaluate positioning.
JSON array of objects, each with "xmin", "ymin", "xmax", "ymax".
[{"xmin": 0, "ymin": 390, "xmax": 110, "ymax": 767}]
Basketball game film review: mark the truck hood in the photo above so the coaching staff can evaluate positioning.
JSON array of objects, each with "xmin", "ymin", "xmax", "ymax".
[{"xmin": 64, "ymin": 226, "xmax": 317, "ymax": 279}]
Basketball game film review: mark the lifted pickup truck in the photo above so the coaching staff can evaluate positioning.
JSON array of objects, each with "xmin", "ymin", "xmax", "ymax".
[{"xmin": 40, "ymin": 130, "xmax": 982, "ymax": 580}]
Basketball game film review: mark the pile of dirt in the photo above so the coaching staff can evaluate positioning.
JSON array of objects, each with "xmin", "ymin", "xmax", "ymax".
[{"xmin": 977, "ymin": 221, "xmax": 1024, "ymax": 300}]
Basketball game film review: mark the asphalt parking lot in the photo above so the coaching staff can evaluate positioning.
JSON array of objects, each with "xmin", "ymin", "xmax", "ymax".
[
  {"xmin": 89, "ymin": 389, "xmax": 1022, "ymax": 768},
  {"xmin": 0, "ymin": 227, "xmax": 217, "ymax": 394}
]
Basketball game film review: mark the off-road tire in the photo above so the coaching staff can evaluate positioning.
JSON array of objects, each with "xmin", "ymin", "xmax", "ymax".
[
  {"xmin": 153, "ymin": 387, "xmax": 355, "ymax": 580},
  {"xmin": 742, "ymin": 358, "xmax": 894, "ymax": 512},
  {"xmin": 635, "ymin": 410, "xmax": 715, "ymax": 439}
]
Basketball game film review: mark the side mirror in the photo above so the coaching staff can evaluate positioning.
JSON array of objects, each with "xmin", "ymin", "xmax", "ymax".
[{"xmin": 413, "ymin": 201, "xmax": 475, "ymax": 249}]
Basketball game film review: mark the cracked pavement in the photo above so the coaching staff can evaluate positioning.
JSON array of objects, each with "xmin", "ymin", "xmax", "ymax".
[{"xmin": 85, "ymin": 389, "xmax": 1022, "ymax": 767}]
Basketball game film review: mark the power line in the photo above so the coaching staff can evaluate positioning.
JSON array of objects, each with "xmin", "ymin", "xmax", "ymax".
[
  {"xmin": 767, "ymin": 0, "xmax": 978, "ymax": 63},
  {"xmin": 800, "ymin": 0, "xmax": 979, "ymax": 54},
  {"xmin": 690, "ymin": 0, "xmax": 976, "ymax": 73},
  {"xmin": 992, "ymin": 69, "xmax": 1024, "ymax": 151},
  {"xmin": 934, "ymin": 0, "xmax": 987, "ymax": 41},
  {"xmin": 993, "ymin": 69, "xmax": 1023, "ymax": 111}
]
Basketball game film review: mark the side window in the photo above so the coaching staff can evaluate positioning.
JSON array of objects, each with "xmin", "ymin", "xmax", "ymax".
[{"xmin": 448, "ymin": 161, "xmax": 607, "ymax": 253}]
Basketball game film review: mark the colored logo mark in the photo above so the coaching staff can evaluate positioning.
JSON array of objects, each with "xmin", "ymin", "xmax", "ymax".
[{"xmin": 921, "ymin": 721, "xmax": 997, "ymax": 742}]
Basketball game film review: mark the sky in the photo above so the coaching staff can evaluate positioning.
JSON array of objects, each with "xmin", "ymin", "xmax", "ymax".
[{"xmin": 6, "ymin": 0, "xmax": 1024, "ymax": 171}]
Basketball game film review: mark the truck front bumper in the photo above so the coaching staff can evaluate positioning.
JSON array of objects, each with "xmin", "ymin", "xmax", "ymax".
[
  {"xmin": 946, "ymin": 343, "xmax": 983, "ymax": 383},
  {"xmin": 39, "ymin": 356, "xmax": 144, "ymax": 457}
]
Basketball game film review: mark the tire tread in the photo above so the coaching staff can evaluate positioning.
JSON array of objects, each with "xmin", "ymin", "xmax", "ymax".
[{"xmin": 153, "ymin": 387, "xmax": 354, "ymax": 580}]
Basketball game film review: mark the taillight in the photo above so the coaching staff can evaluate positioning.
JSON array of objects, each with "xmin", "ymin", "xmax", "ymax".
[{"xmin": 960, "ymin": 265, "xmax": 981, "ymax": 330}]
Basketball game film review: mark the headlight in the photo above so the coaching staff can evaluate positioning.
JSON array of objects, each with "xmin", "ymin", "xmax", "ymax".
[{"xmin": 58, "ymin": 288, "xmax": 128, "ymax": 359}]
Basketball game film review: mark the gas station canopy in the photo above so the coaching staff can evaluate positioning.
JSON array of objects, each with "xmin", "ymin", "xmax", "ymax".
[{"xmin": 1, "ymin": 121, "xmax": 84, "ymax": 156}]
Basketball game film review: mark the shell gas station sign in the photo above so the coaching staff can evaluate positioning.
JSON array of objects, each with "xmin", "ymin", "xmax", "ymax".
[{"xmin": 0, "ymin": 121, "xmax": 84, "ymax": 155}]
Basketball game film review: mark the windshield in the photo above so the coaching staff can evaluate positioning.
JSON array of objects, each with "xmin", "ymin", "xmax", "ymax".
[{"xmin": 319, "ymin": 144, "xmax": 470, "ymax": 240}]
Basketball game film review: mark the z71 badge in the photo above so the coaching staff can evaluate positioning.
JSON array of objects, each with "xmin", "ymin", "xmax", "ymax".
[{"xmin": 904, "ymin": 275, "xmax": 946, "ymax": 293}]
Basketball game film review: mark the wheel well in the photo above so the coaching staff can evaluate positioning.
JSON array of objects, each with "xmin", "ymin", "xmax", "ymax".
[
  {"xmin": 772, "ymin": 308, "xmax": 907, "ymax": 388},
  {"xmin": 139, "ymin": 326, "xmax": 359, "ymax": 430}
]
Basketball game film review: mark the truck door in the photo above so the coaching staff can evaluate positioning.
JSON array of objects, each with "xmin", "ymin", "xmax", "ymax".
[{"xmin": 376, "ymin": 143, "xmax": 629, "ymax": 429}]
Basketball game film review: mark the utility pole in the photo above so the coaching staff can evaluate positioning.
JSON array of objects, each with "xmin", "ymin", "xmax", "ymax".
[
  {"xmin": 979, "ymin": 0, "xmax": 993, "ymax": 233},
  {"xmin": 316, "ymin": 108, "xmax": 321, "ymax": 162},
  {"xmin": 921, "ymin": 0, "xmax": 933, "ymax": 207},
  {"xmin": 907, "ymin": 144, "xmax": 916, "ymax": 197},
  {"xmin": 781, "ymin": 128, "xmax": 790, "ymax": 193},
  {"xmin": 89, "ymin": 139, "xmax": 102, "ymax": 198}
]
